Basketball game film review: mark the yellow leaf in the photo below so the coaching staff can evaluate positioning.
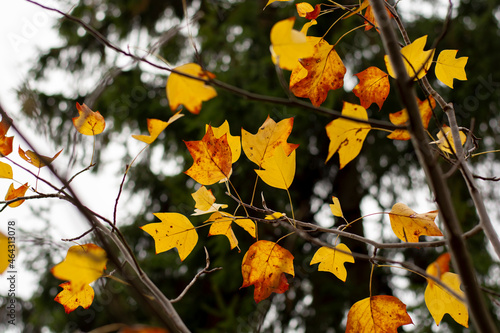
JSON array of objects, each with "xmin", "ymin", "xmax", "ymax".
[
  {"xmin": 166, "ymin": 63, "xmax": 217, "ymax": 114},
  {"xmin": 18, "ymin": 146, "xmax": 63, "ymax": 168},
  {"xmin": 431, "ymin": 124, "xmax": 467, "ymax": 154},
  {"xmin": 242, "ymin": 116, "xmax": 299, "ymax": 168},
  {"xmin": 325, "ymin": 102, "xmax": 371, "ymax": 168},
  {"xmin": 255, "ymin": 147, "xmax": 296, "ymax": 190},
  {"xmin": 0, "ymin": 231, "xmax": 16, "ymax": 274},
  {"xmin": 289, "ymin": 39, "xmax": 346, "ymax": 107},
  {"xmin": 425, "ymin": 272, "xmax": 468, "ymax": 327},
  {"xmin": 389, "ymin": 203, "xmax": 442, "ymax": 242},
  {"xmin": 205, "ymin": 212, "xmax": 256, "ymax": 250},
  {"xmin": 241, "ymin": 240, "xmax": 294, "ymax": 303},
  {"xmin": 191, "ymin": 186, "xmax": 228, "ymax": 216},
  {"xmin": 54, "ymin": 282, "xmax": 94, "ymax": 314},
  {"xmin": 206, "ymin": 120, "xmax": 241, "ymax": 163},
  {"xmin": 265, "ymin": 212, "xmax": 285, "ymax": 220},
  {"xmin": 310, "ymin": 244, "xmax": 354, "ymax": 282},
  {"xmin": 132, "ymin": 111, "xmax": 184, "ymax": 144},
  {"xmin": 385, "ymin": 35, "xmax": 435, "ymax": 80},
  {"xmin": 270, "ymin": 17, "xmax": 315, "ymax": 70},
  {"xmin": 5, "ymin": 183, "xmax": 29, "ymax": 207},
  {"xmin": 0, "ymin": 161, "xmax": 13, "ymax": 179},
  {"xmin": 329, "ymin": 196, "xmax": 343, "ymax": 218},
  {"xmin": 51, "ymin": 244, "xmax": 107, "ymax": 291},
  {"xmin": 72, "ymin": 103, "xmax": 106, "ymax": 136},
  {"xmin": 435, "ymin": 50, "xmax": 468, "ymax": 88},
  {"xmin": 141, "ymin": 213, "xmax": 198, "ymax": 261},
  {"xmin": 296, "ymin": 2, "xmax": 314, "ymax": 17},
  {"xmin": 346, "ymin": 295, "xmax": 413, "ymax": 332}
]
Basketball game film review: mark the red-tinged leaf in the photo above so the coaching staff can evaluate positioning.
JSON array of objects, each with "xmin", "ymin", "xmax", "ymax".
[
  {"xmin": 18, "ymin": 146, "xmax": 63, "ymax": 168},
  {"xmin": 353, "ymin": 66, "xmax": 390, "ymax": 110},
  {"xmin": 73, "ymin": 103, "xmax": 105, "ymax": 135},
  {"xmin": 296, "ymin": 3, "xmax": 321, "ymax": 20},
  {"xmin": 241, "ymin": 240, "xmax": 294, "ymax": 303},
  {"xmin": 364, "ymin": 1, "xmax": 394, "ymax": 31},
  {"xmin": 0, "ymin": 136, "xmax": 13, "ymax": 157},
  {"xmin": 207, "ymin": 120, "xmax": 241, "ymax": 163},
  {"xmin": 290, "ymin": 39, "xmax": 346, "ymax": 107},
  {"xmin": 5, "ymin": 183, "xmax": 29, "ymax": 207},
  {"xmin": 51, "ymin": 244, "xmax": 107, "ymax": 292},
  {"xmin": 387, "ymin": 96, "xmax": 436, "ymax": 140},
  {"xmin": 54, "ymin": 282, "xmax": 94, "ymax": 314},
  {"xmin": 184, "ymin": 126, "xmax": 232, "ymax": 185},
  {"xmin": 166, "ymin": 63, "xmax": 217, "ymax": 114},
  {"xmin": 346, "ymin": 295, "xmax": 413, "ymax": 332}
]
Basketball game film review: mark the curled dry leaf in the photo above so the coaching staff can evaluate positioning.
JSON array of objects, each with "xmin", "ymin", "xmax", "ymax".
[
  {"xmin": 241, "ymin": 240, "xmax": 294, "ymax": 303},
  {"xmin": 73, "ymin": 103, "xmax": 105, "ymax": 136},
  {"xmin": 389, "ymin": 203, "xmax": 442, "ymax": 242}
]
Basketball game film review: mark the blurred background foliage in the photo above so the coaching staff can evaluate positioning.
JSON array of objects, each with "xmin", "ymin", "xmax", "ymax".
[{"xmin": 2, "ymin": 0, "xmax": 499, "ymax": 332}]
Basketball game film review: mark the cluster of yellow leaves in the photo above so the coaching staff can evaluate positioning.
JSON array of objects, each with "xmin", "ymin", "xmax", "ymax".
[{"xmin": 51, "ymin": 244, "xmax": 107, "ymax": 313}]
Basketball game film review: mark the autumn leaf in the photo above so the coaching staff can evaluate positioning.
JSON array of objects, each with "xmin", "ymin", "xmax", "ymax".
[
  {"xmin": 425, "ymin": 254, "xmax": 468, "ymax": 327},
  {"xmin": 242, "ymin": 116, "xmax": 299, "ymax": 168},
  {"xmin": 191, "ymin": 185, "xmax": 228, "ymax": 216},
  {"xmin": 207, "ymin": 120, "xmax": 241, "ymax": 163},
  {"xmin": 435, "ymin": 50, "xmax": 468, "ymax": 88},
  {"xmin": 204, "ymin": 212, "xmax": 256, "ymax": 250},
  {"xmin": 0, "ymin": 116, "xmax": 13, "ymax": 157},
  {"xmin": 255, "ymin": 147, "xmax": 296, "ymax": 190},
  {"xmin": 389, "ymin": 203, "xmax": 442, "ymax": 242},
  {"xmin": 385, "ymin": 35, "xmax": 435, "ymax": 80},
  {"xmin": 329, "ymin": 196, "xmax": 343, "ymax": 218},
  {"xmin": 73, "ymin": 102, "xmax": 106, "ymax": 135},
  {"xmin": 352, "ymin": 66, "xmax": 390, "ymax": 110},
  {"xmin": 270, "ymin": 17, "xmax": 315, "ymax": 70},
  {"xmin": 325, "ymin": 102, "xmax": 371, "ymax": 169},
  {"xmin": 132, "ymin": 111, "xmax": 184, "ymax": 144},
  {"xmin": 363, "ymin": 1, "xmax": 394, "ymax": 31},
  {"xmin": 241, "ymin": 240, "xmax": 294, "ymax": 303},
  {"xmin": 290, "ymin": 39, "xmax": 346, "ymax": 107},
  {"xmin": 184, "ymin": 126, "xmax": 232, "ymax": 185},
  {"xmin": 265, "ymin": 212, "xmax": 285, "ymax": 220},
  {"xmin": 51, "ymin": 244, "xmax": 107, "ymax": 291},
  {"xmin": 0, "ymin": 161, "xmax": 13, "ymax": 179},
  {"xmin": 346, "ymin": 295, "xmax": 413, "ymax": 332},
  {"xmin": 430, "ymin": 124, "xmax": 467, "ymax": 154},
  {"xmin": 387, "ymin": 96, "xmax": 436, "ymax": 140},
  {"xmin": 5, "ymin": 183, "xmax": 29, "ymax": 207},
  {"xmin": 166, "ymin": 63, "xmax": 217, "ymax": 114},
  {"xmin": 310, "ymin": 244, "xmax": 354, "ymax": 282},
  {"xmin": 54, "ymin": 282, "xmax": 94, "ymax": 314},
  {"xmin": 141, "ymin": 212, "xmax": 198, "ymax": 261},
  {"xmin": 296, "ymin": 3, "xmax": 321, "ymax": 20},
  {"xmin": 0, "ymin": 231, "xmax": 15, "ymax": 274},
  {"xmin": 18, "ymin": 146, "xmax": 63, "ymax": 168}
]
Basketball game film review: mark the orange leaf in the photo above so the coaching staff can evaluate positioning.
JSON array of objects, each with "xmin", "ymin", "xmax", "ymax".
[
  {"xmin": 141, "ymin": 213, "xmax": 198, "ymax": 261},
  {"xmin": 18, "ymin": 146, "xmax": 63, "ymax": 168},
  {"xmin": 72, "ymin": 103, "xmax": 105, "ymax": 136},
  {"xmin": 296, "ymin": 3, "xmax": 321, "ymax": 20},
  {"xmin": 270, "ymin": 17, "xmax": 315, "ymax": 70},
  {"xmin": 325, "ymin": 102, "xmax": 371, "ymax": 168},
  {"xmin": 241, "ymin": 240, "xmax": 294, "ymax": 303},
  {"xmin": 0, "ymin": 116, "xmax": 13, "ymax": 157},
  {"xmin": 353, "ymin": 66, "xmax": 390, "ymax": 110},
  {"xmin": 290, "ymin": 39, "xmax": 346, "ymax": 107},
  {"xmin": 206, "ymin": 120, "xmax": 241, "ymax": 163},
  {"xmin": 5, "ymin": 183, "xmax": 29, "ymax": 207},
  {"xmin": 389, "ymin": 203, "xmax": 442, "ymax": 242},
  {"xmin": 184, "ymin": 126, "xmax": 232, "ymax": 185},
  {"xmin": 54, "ymin": 282, "xmax": 94, "ymax": 314},
  {"xmin": 242, "ymin": 116, "xmax": 299, "ymax": 168},
  {"xmin": 132, "ymin": 111, "xmax": 184, "ymax": 144},
  {"xmin": 51, "ymin": 244, "xmax": 107, "ymax": 292},
  {"xmin": 346, "ymin": 295, "xmax": 413, "ymax": 332},
  {"xmin": 166, "ymin": 63, "xmax": 217, "ymax": 114},
  {"xmin": 425, "ymin": 255, "xmax": 468, "ymax": 327},
  {"xmin": 387, "ymin": 96, "xmax": 436, "ymax": 140},
  {"xmin": 364, "ymin": 1, "xmax": 394, "ymax": 31}
]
